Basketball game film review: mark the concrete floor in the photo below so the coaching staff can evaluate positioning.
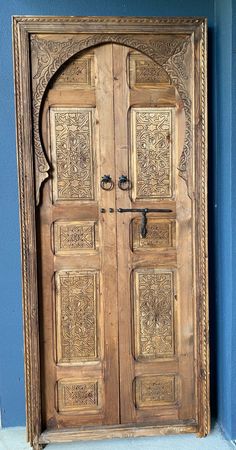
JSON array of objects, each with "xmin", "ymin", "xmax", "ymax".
[{"xmin": 0, "ymin": 423, "xmax": 234, "ymax": 450}]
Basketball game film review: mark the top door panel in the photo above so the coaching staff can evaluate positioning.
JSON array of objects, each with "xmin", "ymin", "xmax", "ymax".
[
  {"xmin": 131, "ymin": 107, "xmax": 175, "ymax": 201},
  {"xmin": 49, "ymin": 107, "xmax": 96, "ymax": 202}
]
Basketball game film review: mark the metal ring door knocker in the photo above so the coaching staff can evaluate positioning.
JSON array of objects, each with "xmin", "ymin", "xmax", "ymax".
[
  {"xmin": 100, "ymin": 175, "xmax": 114, "ymax": 191},
  {"xmin": 118, "ymin": 175, "xmax": 131, "ymax": 191}
]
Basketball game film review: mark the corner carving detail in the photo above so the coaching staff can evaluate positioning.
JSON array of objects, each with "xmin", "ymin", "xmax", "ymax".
[{"xmin": 30, "ymin": 33, "xmax": 191, "ymax": 203}]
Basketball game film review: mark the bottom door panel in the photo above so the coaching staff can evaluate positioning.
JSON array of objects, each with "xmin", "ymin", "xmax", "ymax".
[{"xmin": 57, "ymin": 378, "xmax": 104, "ymax": 414}]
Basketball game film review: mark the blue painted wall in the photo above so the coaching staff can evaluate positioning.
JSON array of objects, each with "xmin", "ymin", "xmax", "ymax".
[
  {"xmin": 214, "ymin": 0, "xmax": 236, "ymax": 440},
  {"xmin": 0, "ymin": 0, "xmax": 235, "ymax": 441},
  {"xmin": 230, "ymin": 1, "xmax": 236, "ymax": 439}
]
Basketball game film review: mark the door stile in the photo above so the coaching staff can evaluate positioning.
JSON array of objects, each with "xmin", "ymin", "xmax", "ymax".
[
  {"xmin": 175, "ymin": 93, "xmax": 196, "ymax": 421},
  {"xmin": 113, "ymin": 44, "xmax": 136, "ymax": 423},
  {"xmin": 95, "ymin": 44, "xmax": 120, "ymax": 425}
]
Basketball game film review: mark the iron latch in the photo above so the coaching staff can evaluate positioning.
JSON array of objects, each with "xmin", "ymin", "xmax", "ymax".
[{"xmin": 117, "ymin": 207, "xmax": 172, "ymax": 238}]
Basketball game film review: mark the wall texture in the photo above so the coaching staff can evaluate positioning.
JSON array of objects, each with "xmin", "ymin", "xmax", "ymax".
[
  {"xmin": 214, "ymin": 0, "xmax": 236, "ymax": 440},
  {"xmin": 1, "ymin": 0, "xmax": 235, "ymax": 441}
]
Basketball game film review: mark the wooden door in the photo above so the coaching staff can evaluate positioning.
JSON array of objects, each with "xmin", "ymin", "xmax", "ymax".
[
  {"xmin": 39, "ymin": 42, "xmax": 195, "ymax": 430},
  {"xmin": 113, "ymin": 45, "xmax": 194, "ymax": 425},
  {"xmin": 39, "ymin": 45, "xmax": 120, "ymax": 429},
  {"xmin": 13, "ymin": 16, "xmax": 209, "ymax": 447}
]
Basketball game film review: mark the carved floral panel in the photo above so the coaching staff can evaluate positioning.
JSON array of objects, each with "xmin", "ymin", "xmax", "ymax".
[
  {"xmin": 53, "ymin": 221, "xmax": 97, "ymax": 255},
  {"xmin": 54, "ymin": 53, "xmax": 95, "ymax": 88},
  {"xmin": 132, "ymin": 218, "xmax": 174, "ymax": 250},
  {"xmin": 131, "ymin": 108, "xmax": 174, "ymax": 200},
  {"xmin": 57, "ymin": 379, "xmax": 100, "ymax": 412},
  {"xmin": 135, "ymin": 375, "xmax": 176, "ymax": 408},
  {"xmin": 50, "ymin": 108, "xmax": 95, "ymax": 201},
  {"xmin": 129, "ymin": 52, "xmax": 170, "ymax": 87},
  {"xmin": 55, "ymin": 271, "xmax": 99, "ymax": 363},
  {"xmin": 134, "ymin": 269, "xmax": 175, "ymax": 359}
]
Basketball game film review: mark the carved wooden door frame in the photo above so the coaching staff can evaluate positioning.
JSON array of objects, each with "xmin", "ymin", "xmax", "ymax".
[{"xmin": 13, "ymin": 16, "xmax": 209, "ymax": 448}]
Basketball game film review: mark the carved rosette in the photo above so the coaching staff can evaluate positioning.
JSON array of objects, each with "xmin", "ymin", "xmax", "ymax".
[{"xmin": 30, "ymin": 33, "xmax": 192, "ymax": 204}]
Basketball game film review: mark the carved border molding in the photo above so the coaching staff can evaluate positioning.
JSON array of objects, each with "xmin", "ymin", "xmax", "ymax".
[
  {"xmin": 198, "ymin": 20, "xmax": 210, "ymax": 436},
  {"xmin": 14, "ymin": 15, "xmax": 205, "ymax": 25},
  {"xmin": 30, "ymin": 33, "xmax": 191, "ymax": 204},
  {"xmin": 13, "ymin": 20, "xmax": 41, "ymax": 446}
]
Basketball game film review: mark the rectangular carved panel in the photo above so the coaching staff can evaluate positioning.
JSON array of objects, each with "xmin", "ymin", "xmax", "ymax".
[
  {"xmin": 135, "ymin": 375, "xmax": 176, "ymax": 408},
  {"xmin": 56, "ymin": 271, "xmax": 99, "ymax": 363},
  {"xmin": 54, "ymin": 53, "xmax": 95, "ymax": 88},
  {"xmin": 53, "ymin": 221, "xmax": 97, "ymax": 255},
  {"xmin": 131, "ymin": 108, "xmax": 174, "ymax": 200},
  {"xmin": 129, "ymin": 52, "xmax": 170, "ymax": 88},
  {"xmin": 57, "ymin": 379, "xmax": 101, "ymax": 413},
  {"xmin": 50, "ymin": 108, "xmax": 95, "ymax": 202},
  {"xmin": 132, "ymin": 218, "xmax": 175, "ymax": 250},
  {"xmin": 133, "ymin": 269, "xmax": 175, "ymax": 359}
]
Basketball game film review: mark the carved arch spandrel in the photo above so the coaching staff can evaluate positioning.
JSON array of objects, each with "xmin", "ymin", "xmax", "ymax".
[{"xmin": 30, "ymin": 33, "xmax": 192, "ymax": 204}]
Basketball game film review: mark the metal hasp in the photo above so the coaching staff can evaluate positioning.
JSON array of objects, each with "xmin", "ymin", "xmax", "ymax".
[{"xmin": 117, "ymin": 208, "xmax": 172, "ymax": 238}]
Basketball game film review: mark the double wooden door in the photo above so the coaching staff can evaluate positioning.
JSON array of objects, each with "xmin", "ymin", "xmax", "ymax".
[
  {"xmin": 39, "ymin": 43, "xmax": 195, "ymax": 430},
  {"xmin": 14, "ymin": 16, "xmax": 209, "ymax": 446}
]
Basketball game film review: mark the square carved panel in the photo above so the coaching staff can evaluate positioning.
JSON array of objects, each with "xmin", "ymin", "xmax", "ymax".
[
  {"xmin": 54, "ymin": 52, "xmax": 95, "ymax": 89},
  {"xmin": 132, "ymin": 218, "xmax": 175, "ymax": 251},
  {"xmin": 135, "ymin": 375, "xmax": 176, "ymax": 408},
  {"xmin": 57, "ymin": 378, "xmax": 102, "ymax": 413},
  {"xmin": 133, "ymin": 269, "xmax": 175, "ymax": 359},
  {"xmin": 129, "ymin": 51, "xmax": 170, "ymax": 88},
  {"xmin": 53, "ymin": 220, "xmax": 97, "ymax": 255}
]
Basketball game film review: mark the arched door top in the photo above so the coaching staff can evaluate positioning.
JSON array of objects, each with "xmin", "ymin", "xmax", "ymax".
[{"xmin": 30, "ymin": 33, "xmax": 192, "ymax": 204}]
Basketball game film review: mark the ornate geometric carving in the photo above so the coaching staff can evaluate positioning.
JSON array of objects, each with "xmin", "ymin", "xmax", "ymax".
[
  {"xmin": 163, "ymin": 38, "xmax": 192, "ymax": 186},
  {"xmin": 129, "ymin": 52, "xmax": 170, "ymax": 87},
  {"xmin": 135, "ymin": 376, "xmax": 176, "ymax": 408},
  {"xmin": 134, "ymin": 269, "xmax": 174, "ymax": 358},
  {"xmin": 57, "ymin": 379, "xmax": 100, "ymax": 412},
  {"xmin": 50, "ymin": 108, "xmax": 94, "ymax": 201},
  {"xmin": 54, "ymin": 221, "xmax": 96, "ymax": 254},
  {"xmin": 132, "ymin": 108, "xmax": 174, "ymax": 199},
  {"xmin": 54, "ymin": 53, "xmax": 94, "ymax": 88},
  {"xmin": 132, "ymin": 219, "xmax": 174, "ymax": 250},
  {"xmin": 30, "ymin": 33, "xmax": 190, "ymax": 203},
  {"xmin": 55, "ymin": 271, "xmax": 98, "ymax": 363}
]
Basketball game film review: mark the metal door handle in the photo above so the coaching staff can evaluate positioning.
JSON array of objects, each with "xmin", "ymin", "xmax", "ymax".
[
  {"xmin": 118, "ymin": 175, "xmax": 131, "ymax": 191},
  {"xmin": 100, "ymin": 175, "xmax": 114, "ymax": 191},
  {"xmin": 117, "ymin": 207, "xmax": 172, "ymax": 238}
]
